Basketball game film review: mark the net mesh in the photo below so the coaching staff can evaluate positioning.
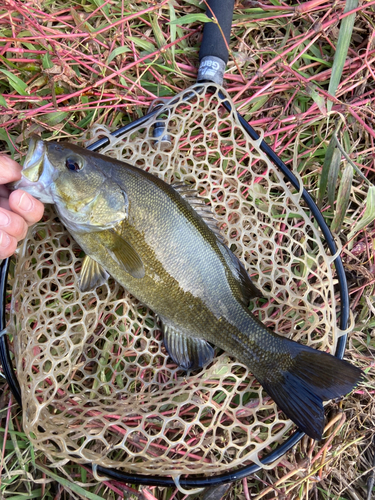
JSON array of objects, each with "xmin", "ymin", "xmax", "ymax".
[{"xmin": 11, "ymin": 83, "xmax": 341, "ymax": 476}]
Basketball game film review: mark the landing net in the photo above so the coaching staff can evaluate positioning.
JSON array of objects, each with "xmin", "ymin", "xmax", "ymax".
[{"xmin": 11, "ymin": 83, "xmax": 341, "ymax": 476}]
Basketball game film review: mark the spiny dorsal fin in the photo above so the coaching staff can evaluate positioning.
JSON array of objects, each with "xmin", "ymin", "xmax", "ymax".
[
  {"xmin": 163, "ymin": 324, "xmax": 215, "ymax": 371},
  {"xmin": 218, "ymin": 242, "xmax": 262, "ymax": 304},
  {"xmin": 171, "ymin": 182, "xmax": 225, "ymax": 243},
  {"xmin": 79, "ymin": 255, "xmax": 110, "ymax": 292}
]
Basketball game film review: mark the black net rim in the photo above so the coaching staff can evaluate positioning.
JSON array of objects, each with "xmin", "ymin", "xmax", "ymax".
[{"xmin": 0, "ymin": 89, "xmax": 349, "ymax": 487}]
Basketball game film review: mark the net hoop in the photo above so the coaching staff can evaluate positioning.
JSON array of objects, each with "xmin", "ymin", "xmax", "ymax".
[{"xmin": 0, "ymin": 83, "xmax": 350, "ymax": 486}]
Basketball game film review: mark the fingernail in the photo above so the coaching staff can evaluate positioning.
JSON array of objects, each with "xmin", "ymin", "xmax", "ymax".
[
  {"xmin": 0, "ymin": 211, "xmax": 10, "ymax": 227},
  {"xmin": 18, "ymin": 192, "xmax": 33, "ymax": 212},
  {"xmin": 0, "ymin": 231, "xmax": 10, "ymax": 247}
]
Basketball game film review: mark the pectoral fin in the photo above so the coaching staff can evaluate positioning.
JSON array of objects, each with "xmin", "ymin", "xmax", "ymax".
[
  {"xmin": 79, "ymin": 255, "xmax": 110, "ymax": 292},
  {"xmin": 107, "ymin": 231, "xmax": 145, "ymax": 279},
  {"xmin": 163, "ymin": 324, "xmax": 214, "ymax": 370}
]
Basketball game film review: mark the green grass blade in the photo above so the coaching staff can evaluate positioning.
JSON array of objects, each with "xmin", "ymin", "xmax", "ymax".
[
  {"xmin": 333, "ymin": 133, "xmax": 371, "ymax": 185},
  {"xmin": 150, "ymin": 13, "xmax": 167, "ymax": 51},
  {"xmin": 327, "ymin": 147, "xmax": 342, "ymax": 207},
  {"xmin": 6, "ymin": 490, "xmax": 43, "ymax": 500},
  {"xmin": 0, "ymin": 55, "xmax": 18, "ymax": 70},
  {"xmin": 331, "ymin": 163, "xmax": 353, "ymax": 233},
  {"xmin": 35, "ymin": 464, "xmax": 105, "ymax": 500},
  {"xmin": 306, "ymin": 83, "xmax": 326, "ymax": 116},
  {"xmin": 318, "ymin": 132, "xmax": 338, "ymax": 207},
  {"xmin": 169, "ymin": 3, "xmax": 176, "ymax": 60},
  {"xmin": 107, "ymin": 46, "xmax": 130, "ymax": 64},
  {"xmin": 42, "ymin": 52, "xmax": 53, "ymax": 70},
  {"xmin": 327, "ymin": 0, "xmax": 358, "ymax": 112},
  {"xmin": 92, "ymin": 0, "xmax": 109, "ymax": 17},
  {"xmin": 127, "ymin": 36, "xmax": 156, "ymax": 53},
  {"xmin": 41, "ymin": 111, "xmax": 69, "ymax": 126},
  {"xmin": 0, "ymin": 69, "xmax": 29, "ymax": 96},
  {"xmin": 347, "ymin": 185, "xmax": 375, "ymax": 241},
  {"xmin": 0, "ymin": 129, "xmax": 16, "ymax": 155},
  {"xmin": 0, "ymin": 94, "xmax": 7, "ymax": 107},
  {"xmin": 168, "ymin": 13, "xmax": 212, "ymax": 25},
  {"xmin": 150, "ymin": 13, "xmax": 176, "ymax": 70}
]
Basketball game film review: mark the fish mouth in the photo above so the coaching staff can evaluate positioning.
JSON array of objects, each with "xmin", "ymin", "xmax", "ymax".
[
  {"xmin": 14, "ymin": 136, "xmax": 55, "ymax": 204},
  {"xmin": 22, "ymin": 135, "xmax": 46, "ymax": 181}
]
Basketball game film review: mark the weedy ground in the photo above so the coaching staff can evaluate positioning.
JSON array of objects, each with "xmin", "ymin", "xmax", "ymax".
[{"xmin": 0, "ymin": 0, "xmax": 375, "ymax": 499}]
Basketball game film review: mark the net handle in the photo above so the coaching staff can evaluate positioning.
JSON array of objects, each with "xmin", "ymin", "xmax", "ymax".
[
  {"xmin": 199, "ymin": 0, "xmax": 234, "ymax": 64},
  {"xmin": 197, "ymin": 0, "xmax": 235, "ymax": 85}
]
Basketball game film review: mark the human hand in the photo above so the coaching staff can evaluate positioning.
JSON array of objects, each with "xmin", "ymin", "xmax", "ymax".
[{"xmin": 0, "ymin": 155, "xmax": 44, "ymax": 259}]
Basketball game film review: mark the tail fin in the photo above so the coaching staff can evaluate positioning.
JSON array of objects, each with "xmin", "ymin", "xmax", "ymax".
[{"xmin": 259, "ymin": 341, "xmax": 363, "ymax": 440}]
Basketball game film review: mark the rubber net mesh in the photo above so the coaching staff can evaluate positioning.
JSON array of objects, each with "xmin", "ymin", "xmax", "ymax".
[{"xmin": 11, "ymin": 83, "xmax": 340, "ymax": 476}]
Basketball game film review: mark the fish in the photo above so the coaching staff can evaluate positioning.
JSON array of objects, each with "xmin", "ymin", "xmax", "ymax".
[{"xmin": 15, "ymin": 135, "xmax": 363, "ymax": 440}]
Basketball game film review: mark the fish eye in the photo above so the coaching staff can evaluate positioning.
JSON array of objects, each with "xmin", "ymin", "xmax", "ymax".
[{"xmin": 65, "ymin": 156, "xmax": 83, "ymax": 171}]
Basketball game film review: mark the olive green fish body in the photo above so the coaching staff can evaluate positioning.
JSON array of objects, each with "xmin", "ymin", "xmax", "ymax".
[
  {"xmin": 16, "ymin": 138, "xmax": 363, "ymax": 439},
  {"xmin": 70, "ymin": 159, "xmax": 287, "ymax": 373}
]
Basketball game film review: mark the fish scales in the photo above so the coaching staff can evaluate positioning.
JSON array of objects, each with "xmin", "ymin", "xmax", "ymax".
[
  {"xmin": 15, "ymin": 137, "xmax": 363, "ymax": 440},
  {"xmin": 71, "ymin": 156, "xmax": 287, "ymax": 366}
]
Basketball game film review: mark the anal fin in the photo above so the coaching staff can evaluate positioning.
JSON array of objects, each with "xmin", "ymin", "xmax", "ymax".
[
  {"xmin": 79, "ymin": 255, "xmax": 110, "ymax": 292},
  {"xmin": 163, "ymin": 324, "xmax": 214, "ymax": 370}
]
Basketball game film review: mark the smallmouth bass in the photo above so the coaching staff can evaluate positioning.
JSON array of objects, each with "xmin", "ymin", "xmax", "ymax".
[{"xmin": 16, "ymin": 136, "xmax": 362, "ymax": 440}]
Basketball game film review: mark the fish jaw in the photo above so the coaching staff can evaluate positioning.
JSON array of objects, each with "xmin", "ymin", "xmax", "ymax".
[{"xmin": 15, "ymin": 136, "xmax": 56, "ymax": 204}]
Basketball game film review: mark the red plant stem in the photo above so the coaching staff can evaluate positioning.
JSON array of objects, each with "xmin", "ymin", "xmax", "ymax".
[
  {"xmin": 243, "ymin": 477, "xmax": 252, "ymax": 500},
  {"xmin": 349, "ymin": 278, "xmax": 375, "ymax": 295},
  {"xmin": 168, "ymin": 489, "xmax": 180, "ymax": 500},
  {"xmin": 233, "ymin": 1, "xmax": 375, "ymax": 102},
  {"xmin": 0, "ymin": 31, "xmax": 194, "ymax": 132},
  {"xmin": 295, "ymin": 0, "xmax": 333, "ymax": 13},
  {"xmin": 338, "ymin": 55, "xmax": 375, "ymax": 90},
  {"xmin": 99, "ymin": 2, "xmax": 169, "ymax": 35},
  {"xmin": 349, "ymin": 109, "xmax": 375, "ymax": 141},
  {"xmin": 237, "ymin": 78, "xmax": 280, "ymax": 112}
]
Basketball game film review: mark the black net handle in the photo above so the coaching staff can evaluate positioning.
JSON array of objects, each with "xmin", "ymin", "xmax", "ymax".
[{"xmin": 199, "ymin": 0, "xmax": 234, "ymax": 64}]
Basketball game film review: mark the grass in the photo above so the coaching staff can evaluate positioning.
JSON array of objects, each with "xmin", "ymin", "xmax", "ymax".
[{"xmin": 1, "ymin": 0, "xmax": 375, "ymax": 498}]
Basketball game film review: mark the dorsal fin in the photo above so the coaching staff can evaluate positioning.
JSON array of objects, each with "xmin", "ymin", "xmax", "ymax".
[{"xmin": 171, "ymin": 182, "xmax": 225, "ymax": 243}]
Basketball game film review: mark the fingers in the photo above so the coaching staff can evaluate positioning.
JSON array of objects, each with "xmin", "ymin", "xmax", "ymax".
[
  {"xmin": 0, "ymin": 231, "xmax": 18, "ymax": 259},
  {"xmin": 0, "ymin": 191, "xmax": 45, "ymax": 259},
  {"xmin": 0, "ymin": 200, "xmax": 32, "ymax": 260},
  {"xmin": 0, "ymin": 155, "xmax": 22, "ymax": 184},
  {"xmin": 0, "ymin": 156, "xmax": 45, "ymax": 259},
  {"xmin": 9, "ymin": 190, "xmax": 44, "ymax": 226},
  {"xmin": 0, "ymin": 207, "xmax": 28, "ymax": 239}
]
